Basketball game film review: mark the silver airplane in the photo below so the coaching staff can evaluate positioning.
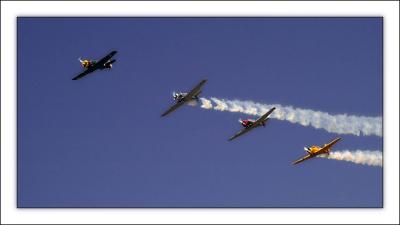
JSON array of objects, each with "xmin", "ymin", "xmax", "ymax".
[{"xmin": 161, "ymin": 79, "xmax": 207, "ymax": 117}]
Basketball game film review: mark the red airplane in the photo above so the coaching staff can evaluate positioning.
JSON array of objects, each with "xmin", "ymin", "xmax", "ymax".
[{"xmin": 228, "ymin": 107, "xmax": 276, "ymax": 141}]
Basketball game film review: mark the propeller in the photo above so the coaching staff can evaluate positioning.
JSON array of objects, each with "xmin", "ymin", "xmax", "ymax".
[{"xmin": 172, "ymin": 91, "xmax": 179, "ymax": 100}]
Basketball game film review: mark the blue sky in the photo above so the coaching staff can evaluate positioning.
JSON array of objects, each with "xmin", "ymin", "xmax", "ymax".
[{"xmin": 18, "ymin": 17, "xmax": 382, "ymax": 207}]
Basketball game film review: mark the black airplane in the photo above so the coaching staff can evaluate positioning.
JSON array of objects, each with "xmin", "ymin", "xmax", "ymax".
[{"xmin": 72, "ymin": 50, "xmax": 117, "ymax": 80}]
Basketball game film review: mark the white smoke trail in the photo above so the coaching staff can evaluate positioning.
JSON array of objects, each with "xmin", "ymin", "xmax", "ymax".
[
  {"xmin": 198, "ymin": 97, "xmax": 382, "ymax": 137},
  {"xmin": 318, "ymin": 150, "xmax": 382, "ymax": 167}
]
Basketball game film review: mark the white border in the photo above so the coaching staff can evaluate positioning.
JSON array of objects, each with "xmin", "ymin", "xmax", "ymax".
[{"xmin": 1, "ymin": 1, "xmax": 399, "ymax": 224}]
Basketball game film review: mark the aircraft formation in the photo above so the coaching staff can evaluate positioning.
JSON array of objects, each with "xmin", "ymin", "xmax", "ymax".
[{"xmin": 73, "ymin": 50, "xmax": 341, "ymax": 165}]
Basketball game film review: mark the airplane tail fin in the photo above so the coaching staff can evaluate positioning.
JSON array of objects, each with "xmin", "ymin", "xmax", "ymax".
[
  {"xmin": 193, "ymin": 91, "xmax": 202, "ymax": 102},
  {"xmin": 104, "ymin": 59, "xmax": 116, "ymax": 69}
]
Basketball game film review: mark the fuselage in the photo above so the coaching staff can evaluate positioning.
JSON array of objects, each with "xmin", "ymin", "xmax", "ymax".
[
  {"xmin": 308, "ymin": 146, "xmax": 322, "ymax": 154},
  {"xmin": 80, "ymin": 59, "xmax": 113, "ymax": 69},
  {"xmin": 173, "ymin": 92, "xmax": 199, "ymax": 102},
  {"xmin": 240, "ymin": 119, "xmax": 266, "ymax": 128},
  {"xmin": 305, "ymin": 145, "xmax": 331, "ymax": 156},
  {"xmin": 240, "ymin": 119, "xmax": 254, "ymax": 128}
]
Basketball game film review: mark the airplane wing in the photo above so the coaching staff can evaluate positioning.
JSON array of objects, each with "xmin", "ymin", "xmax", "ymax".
[
  {"xmin": 72, "ymin": 67, "xmax": 97, "ymax": 80},
  {"xmin": 292, "ymin": 154, "xmax": 313, "ymax": 165},
  {"xmin": 319, "ymin": 137, "xmax": 341, "ymax": 153},
  {"xmin": 228, "ymin": 126, "xmax": 256, "ymax": 141},
  {"xmin": 94, "ymin": 50, "xmax": 117, "ymax": 67},
  {"xmin": 72, "ymin": 51, "xmax": 117, "ymax": 80},
  {"xmin": 324, "ymin": 137, "xmax": 341, "ymax": 149},
  {"xmin": 161, "ymin": 100, "xmax": 186, "ymax": 117},
  {"xmin": 252, "ymin": 107, "xmax": 276, "ymax": 127},
  {"xmin": 182, "ymin": 79, "xmax": 207, "ymax": 101}
]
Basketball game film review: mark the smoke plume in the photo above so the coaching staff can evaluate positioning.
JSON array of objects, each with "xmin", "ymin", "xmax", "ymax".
[
  {"xmin": 318, "ymin": 150, "xmax": 382, "ymax": 167},
  {"xmin": 198, "ymin": 97, "xmax": 382, "ymax": 137}
]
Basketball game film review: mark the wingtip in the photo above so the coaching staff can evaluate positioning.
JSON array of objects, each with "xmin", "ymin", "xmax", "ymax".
[{"xmin": 333, "ymin": 137, "xmax": 342, "ymax": 143}]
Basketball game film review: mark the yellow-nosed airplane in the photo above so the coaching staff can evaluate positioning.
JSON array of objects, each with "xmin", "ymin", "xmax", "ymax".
[
  {"xmin": 292, "ymin": 137, "xmax": 341, "ymax": 165},
  {"xmin": 72, "ymin": 51, "xmax": 117, "ymax": 80}
]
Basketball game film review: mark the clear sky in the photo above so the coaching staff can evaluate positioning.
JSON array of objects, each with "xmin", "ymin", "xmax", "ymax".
[{"xmin": 18, "ymin": 17, "xmax": 382, "ymax": 207}]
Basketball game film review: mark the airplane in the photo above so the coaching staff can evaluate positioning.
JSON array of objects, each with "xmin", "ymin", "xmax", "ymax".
[
  {"xmin": 228, "ymin": 107, "xmax": 276, "ymax": 141},
  {"xmin": 292, "ymin": 137, "xmax": 342, "ymax": 165},
  {"xmin": 161, "ymin": 79, "xmax": 207, "ymax": 117},
  {"xmin": 72, "ymin": 50, "xmax": 117, "ymax": 80}
]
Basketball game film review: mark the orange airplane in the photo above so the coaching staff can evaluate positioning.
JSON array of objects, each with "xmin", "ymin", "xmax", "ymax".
[{"xmin": 292, "ymin": 137, "xmax": 341, "ymax": 165}]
